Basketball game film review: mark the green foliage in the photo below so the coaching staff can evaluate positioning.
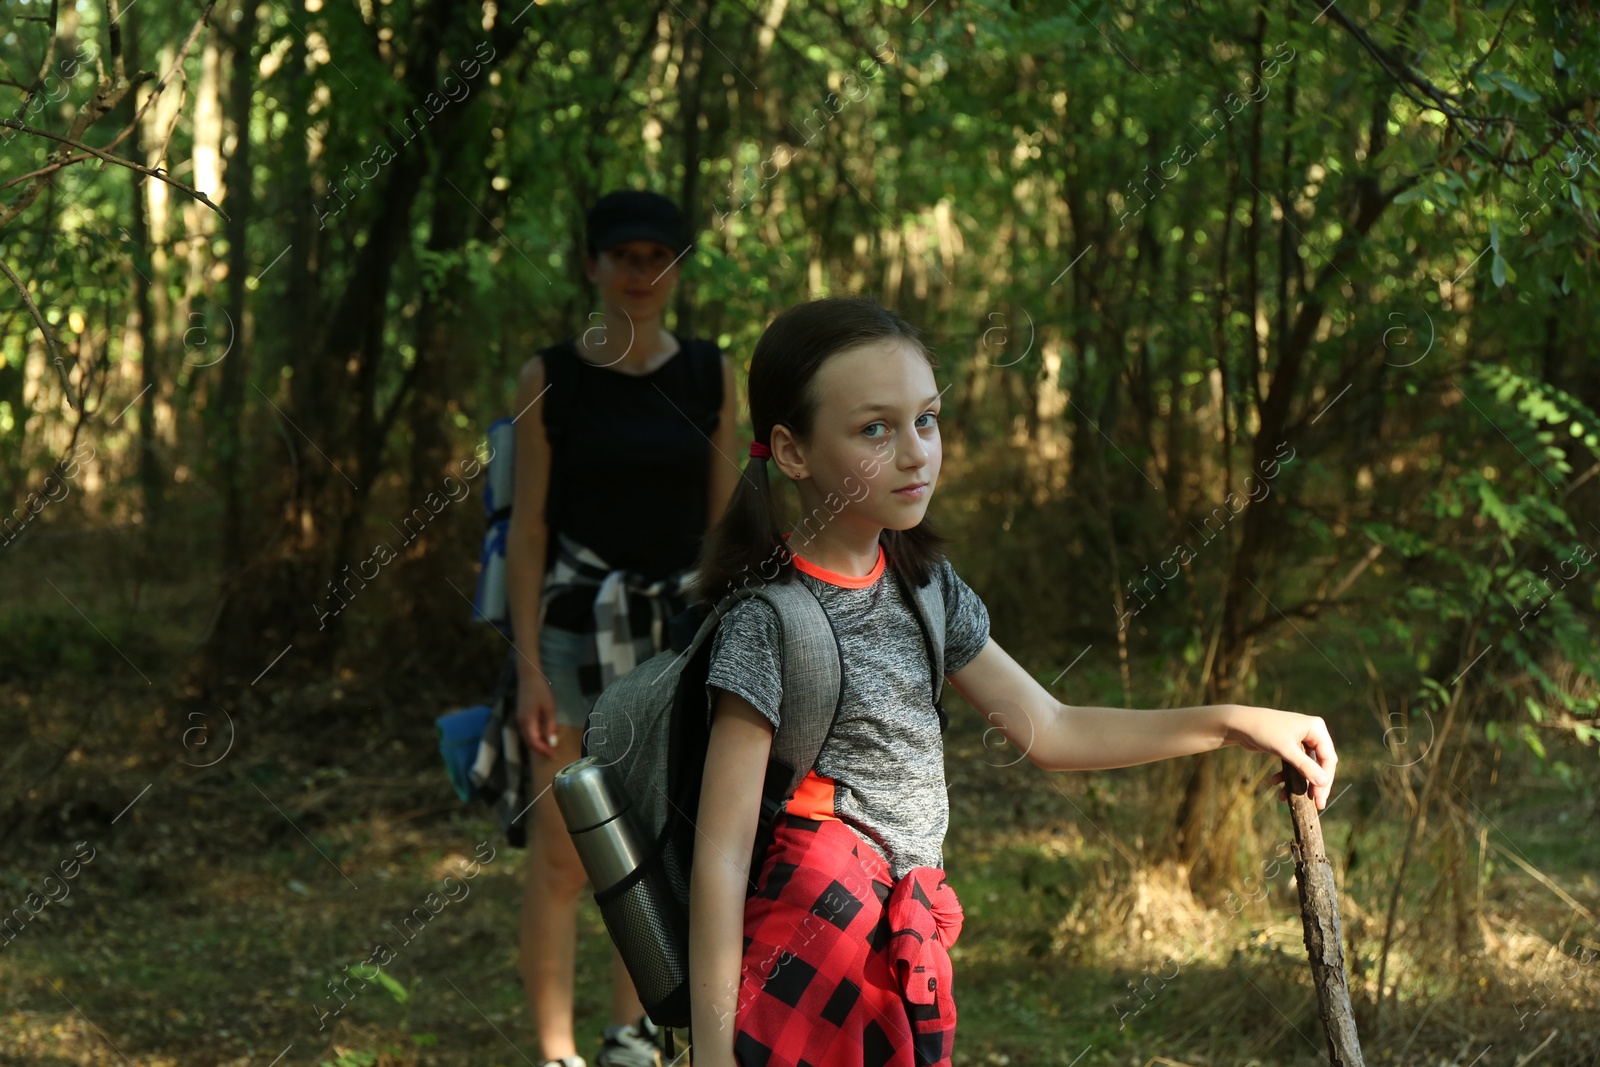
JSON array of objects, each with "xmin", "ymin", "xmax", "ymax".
[
  {"xmin": 1359, "ymin": 361, "xmax": 1600, "ymax": 778},
  {"xmin": 373, "ymin": 967, "xmax": 411, "ymax": 1004},
  {"xmin": 0, "ymin": 4, "xmax": 1596, "ymax": 1062}
]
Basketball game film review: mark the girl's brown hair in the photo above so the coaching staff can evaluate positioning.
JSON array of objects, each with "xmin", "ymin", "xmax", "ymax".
[{"xmin": 690, "ymin": 296, "xmax": 949, "ymax": 606}]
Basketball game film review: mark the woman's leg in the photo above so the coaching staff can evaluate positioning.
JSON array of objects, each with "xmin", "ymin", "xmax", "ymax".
[{"xmin": 520, "ymin": 723, "xmax": 588, "ymax": 1060}]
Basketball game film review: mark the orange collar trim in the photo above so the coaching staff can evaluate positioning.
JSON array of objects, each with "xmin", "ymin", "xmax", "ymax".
[{"xmin": 780, "ymin": 532, "xmax": 887, "ymax": 588}]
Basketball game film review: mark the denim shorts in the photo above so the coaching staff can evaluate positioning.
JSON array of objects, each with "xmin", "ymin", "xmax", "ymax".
[{"xmin": 537, "ymin": 626, "xmax": 599, "ymax": 729}]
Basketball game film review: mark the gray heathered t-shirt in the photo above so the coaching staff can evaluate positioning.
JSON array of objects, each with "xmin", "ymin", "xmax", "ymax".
[{"xmin": 703, "ymin": 548, "xmax": 991, "ymax": 880}]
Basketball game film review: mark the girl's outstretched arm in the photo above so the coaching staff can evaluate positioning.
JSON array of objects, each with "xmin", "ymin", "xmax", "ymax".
[
  {"xmin": 690, "ymin": 689, "xmax": 773, "ymax": 1067},
  {"xmin": 946, "ymin": 638, "xmax": 1338, "ymax": 807}
]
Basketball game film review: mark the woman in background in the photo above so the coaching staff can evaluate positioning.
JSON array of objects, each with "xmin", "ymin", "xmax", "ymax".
[{"xmin": 504, "ymin": 189, "xmax": 738, "ymax": 1067}]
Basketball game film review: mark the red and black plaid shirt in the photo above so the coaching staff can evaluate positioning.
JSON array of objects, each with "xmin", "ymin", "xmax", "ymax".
[{"xmin": 733, "ymin": 814, "xmax": 964, "ymax": 1067}]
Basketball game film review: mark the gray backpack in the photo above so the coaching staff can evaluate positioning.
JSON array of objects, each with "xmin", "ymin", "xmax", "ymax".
[{"xmin": 578, "ymin": 565, "xmax": 948, "ymax": 1027}]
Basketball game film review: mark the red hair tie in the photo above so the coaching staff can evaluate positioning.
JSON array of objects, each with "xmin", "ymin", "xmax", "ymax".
[{"xmin": 748, "ymin": 440, "xmax": 771, "ymax": 459}]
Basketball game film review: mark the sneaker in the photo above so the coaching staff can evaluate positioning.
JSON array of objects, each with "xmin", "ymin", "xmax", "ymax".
[
  {"xmin": 540, "ymin": 1058, "xmax": 586, "ymax": 1067},
  {"xmin": 594, "ymin": 1015, "xmax": 661, "ymax": 1067}
]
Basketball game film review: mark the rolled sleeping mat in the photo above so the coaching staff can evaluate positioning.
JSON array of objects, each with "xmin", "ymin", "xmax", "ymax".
[
  {"xmin": 471, "ymin": 417, "xmax": 517, "ymax": 627},
  {"xmin": 485, "ymin": 417, "xmax": 515, "ymax": 515},
  {"xmin": 473, "ymin": 521, "xmax": 509, "ymax": 627}
]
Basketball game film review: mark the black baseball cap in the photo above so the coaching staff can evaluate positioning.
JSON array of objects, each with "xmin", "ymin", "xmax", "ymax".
[{"xmin": 585, "ymin": 190, "xmax": 690, "ymax": 257}]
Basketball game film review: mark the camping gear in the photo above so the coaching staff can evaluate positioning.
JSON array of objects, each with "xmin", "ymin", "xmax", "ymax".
[
  {"xmin": 553, "ymin": 757, "xmax": 688, "ymax": 1016},
  {"xmin": 468, "ymin": 650, "xmax": 531, "ymax": 846},
  {"xmin": 472, "ymin": 417, "xmax": 516, "ymax": 631},
  {"xmin": 436, "ymin": 704, "xmax": 492, "ymax": 802}
]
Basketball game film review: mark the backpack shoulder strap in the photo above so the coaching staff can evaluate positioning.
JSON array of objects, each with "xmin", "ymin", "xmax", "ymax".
[
  {"xmin": 750, "ymin": 578, "xmax": 842, "ymax": 799},
  {"xmin": 891, "ymin": 560, "xmax": 949, "ymax": 727}
]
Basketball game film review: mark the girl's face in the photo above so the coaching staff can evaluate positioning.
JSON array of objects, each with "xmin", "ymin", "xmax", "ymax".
[
  {"xmin": 586, "ymin": 239, "xmax": 680, "ymax": 323},
  {"xmin": 776, "ymin": 338, "xmax": 942, "ymax": 534}
]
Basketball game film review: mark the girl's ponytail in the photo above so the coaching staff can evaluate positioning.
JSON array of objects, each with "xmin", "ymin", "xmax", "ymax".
[{"xmin": 690, "ymin": 438, "xmax": 796, "ymax": 605}]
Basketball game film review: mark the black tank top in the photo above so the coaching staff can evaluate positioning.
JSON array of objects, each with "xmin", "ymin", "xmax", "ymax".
[{"xmin": 539, "ymin": 331, "xmax": 724, "ymax": 584}]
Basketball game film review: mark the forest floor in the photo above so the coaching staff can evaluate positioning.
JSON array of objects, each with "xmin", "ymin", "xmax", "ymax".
[{"xmin": 1, "ymin": 586, "xmax": 1597, "ymax": 1066}]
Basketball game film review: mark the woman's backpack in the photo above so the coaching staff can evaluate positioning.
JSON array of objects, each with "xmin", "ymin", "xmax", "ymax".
[{"xmin": 570, "ymin": 565, "xmax": 949, "ymax": 1028}]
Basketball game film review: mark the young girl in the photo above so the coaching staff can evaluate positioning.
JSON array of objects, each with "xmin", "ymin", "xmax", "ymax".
[{"xmin": 686, "ymin": 297, "xmax": 1338, "ymax": 1067}]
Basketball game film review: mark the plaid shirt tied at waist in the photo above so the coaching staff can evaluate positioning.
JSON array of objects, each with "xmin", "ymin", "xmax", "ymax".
[
  {"xmin": 471, "ymin": 532, "xmax": 695, "ymax": 847},
  {"xmin": 736, "ymin": 814, "xmax": 964, "ymax": 1067},
  {"xmin": 887, "ymin": 867, "xmax": 964, "ymax": 1010},
  {"xmin": 541, "ymin": 530, "xmax": 697, "ymax": 693}
]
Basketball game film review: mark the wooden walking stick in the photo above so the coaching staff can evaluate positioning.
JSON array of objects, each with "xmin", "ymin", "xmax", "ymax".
[{"xmin": 1283, "ymin": 759, "xmax": 1365, "ymax": 1067}]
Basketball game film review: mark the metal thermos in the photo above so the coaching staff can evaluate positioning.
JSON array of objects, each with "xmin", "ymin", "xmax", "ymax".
[
  {"xmin": 552, "ymin": 757, "xmax": 647, "ymax": 892},
  {"xmin": 552, "ymin": 756, "xmax": 690, "ymax": 1024}
]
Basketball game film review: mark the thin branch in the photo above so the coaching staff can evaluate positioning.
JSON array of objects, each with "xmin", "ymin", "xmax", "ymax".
[
  {"xmin": 0, "ymin": 153, "xmax": 93, "ymax": 191},
  {"xmin": 1486, "ymin": 840, "xmax": 1598, "ymax": 925},
  {"xmin": 147, "ymin": 67, "xmax": 190, "ymax": 170},
  {"xmin": 14, "ymin": 0, "xmax": 213, "ymax": 185},
  {"xmin": 104, "ymin": 0, "xmax": 126, "ymax": 83},
  {"xmin": 111, "ymin": 0, "xmax": 216, "ymax": 153},
  {"xmin": 1236, "ymin": 543, "xmax": 1387, "ymax": 644},
  {"xmin": 21, "ymin": 0, "xmax": 62, "ymax": 106},
  {"xmin": 1460, "ymin": 0, "xmax": 1524, "ymax": 90},
  {"xmin": 0, "ymin": 78, "xmax": 134, "ymax": 228},
  {"xmin": 373, "ymin": 349, "xmax": 426, "ymax": 455},
  {"xmin": 0, "ymin": 0, "xmax": 216, "ymax": 228},
  {"xmin": 1313, "ymin": 0, "xmax": 1502, "ymax": 128},
  {"xmin": 9, "ymin": 63, "xmax": 200, "ymax": 192},
  {"xmin": 0, "ymin": 118, "xmax": 230, "ymax": 220},
  {"xmin": 1312, "ymin": 0, "xmax": 1593, "ymax": 161},
  {"xmin": 0, "ymin": 255, "xmax": 72, "ymax": 402}
]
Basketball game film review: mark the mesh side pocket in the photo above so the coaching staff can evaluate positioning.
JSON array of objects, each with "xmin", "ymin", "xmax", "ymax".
[
  {"xmin": 661, "ymin": 840, "xmax": 690, "ymax": 912},
  {"xmin": 594, "ymin": 851, "xmax": 690, "ymax": 1023}
]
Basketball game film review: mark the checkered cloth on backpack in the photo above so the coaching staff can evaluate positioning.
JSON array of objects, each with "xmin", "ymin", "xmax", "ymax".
[{"xmin": 734, "ymin": 813, "xmax": 963, "ymax": 1067}]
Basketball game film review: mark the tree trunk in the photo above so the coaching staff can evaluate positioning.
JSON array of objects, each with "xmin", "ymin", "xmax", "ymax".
[
  {"xmin": 196, "ymin": 0, "xmax": 503, "ymax": 688},
  {"xmin": 673, "ymin": 0, "xmax": 713, "ymax": 338},
  {"xmin": 220, "ymin": 0, "xmax": 257, "ymax": 570},
  {"xmin": 126, "ymin": 12, "xmax": 163, "ymax": 524}
]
